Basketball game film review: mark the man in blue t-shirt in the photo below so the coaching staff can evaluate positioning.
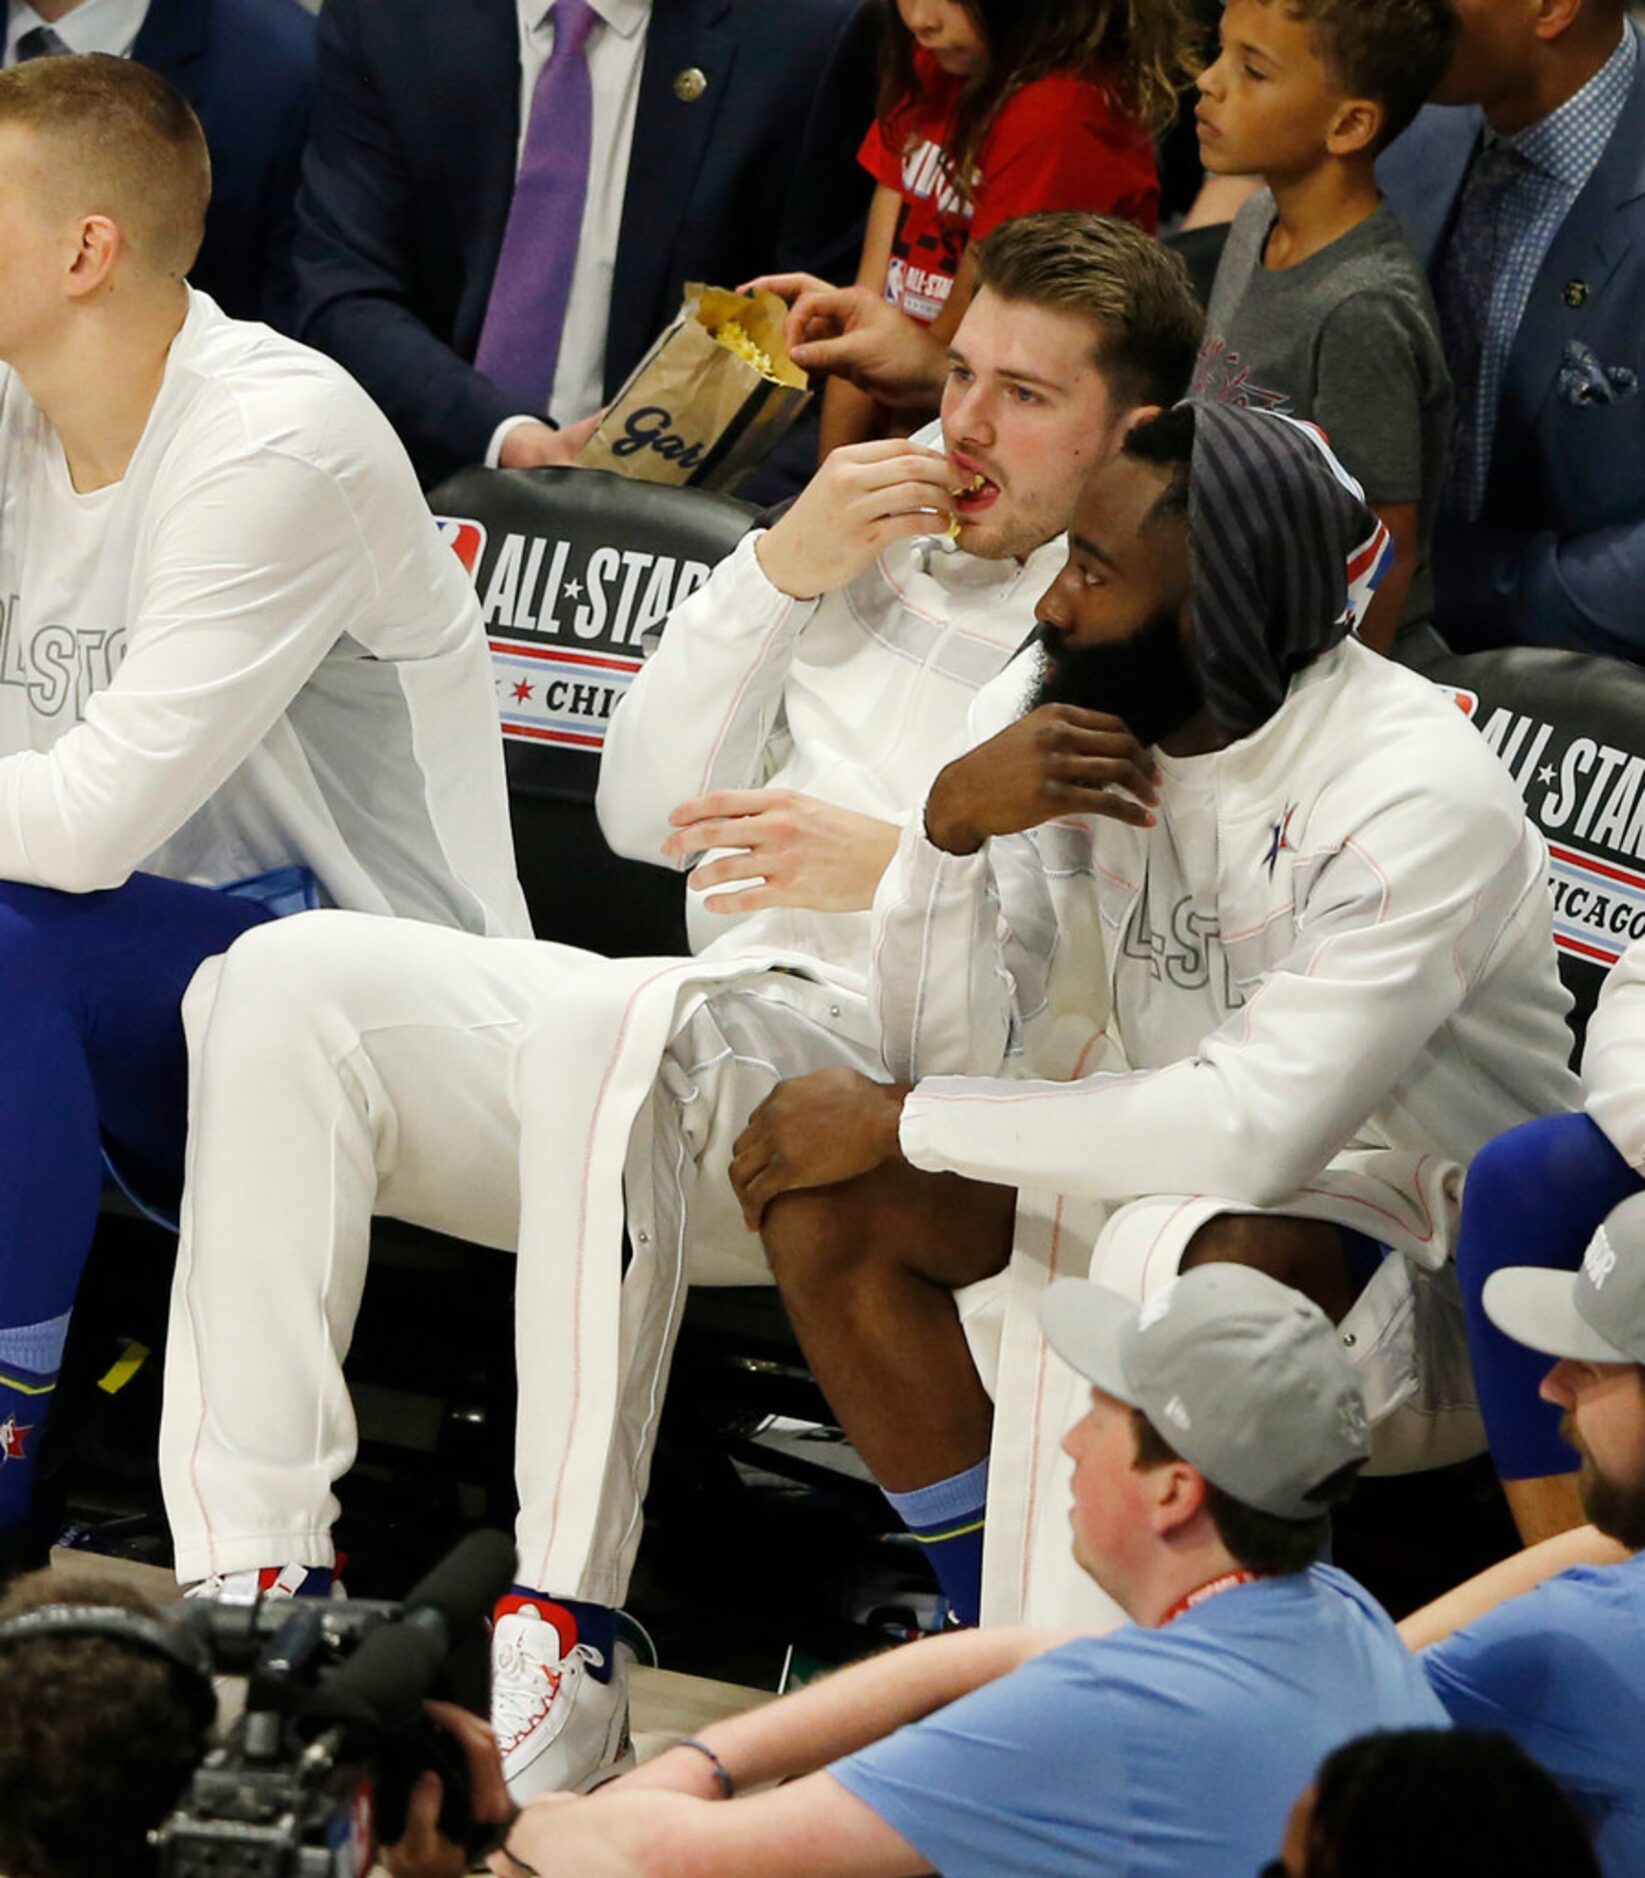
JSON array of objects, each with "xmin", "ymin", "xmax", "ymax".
[
  {"xmin": 1423, "ymin": 1196, "xmax": 1645, "ymax": 1873},
  {"xmin": 475, "ymin": 1266, "xmax": 1443, "ymax": 1878}
]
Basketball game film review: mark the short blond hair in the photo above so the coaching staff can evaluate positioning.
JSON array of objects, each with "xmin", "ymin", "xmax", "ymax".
[
  {"xmin": 972, "ymin": 212, "xmax": 1202, "ymax": 411},
  {"xmin": 0, "ymin": 53, "xmax": 210, "ymax": 279}
]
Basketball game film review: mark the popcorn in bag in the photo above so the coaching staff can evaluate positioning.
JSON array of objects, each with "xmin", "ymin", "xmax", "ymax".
[{"xmin": 575, "ymin": 285, "xmax": 811, "ymax": 493}]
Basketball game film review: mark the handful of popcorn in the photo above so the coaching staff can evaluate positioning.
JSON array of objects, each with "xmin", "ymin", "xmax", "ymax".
[
  {"xmin": 947, "ymin": 473, "xmax": 987, "ymax": 539},
  {"xmin": 576, "ymin": 285, "xmax": 811, "ymax": 492}
]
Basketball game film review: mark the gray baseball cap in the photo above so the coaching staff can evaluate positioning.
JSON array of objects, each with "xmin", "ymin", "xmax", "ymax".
[
  {"xmin": 1484, "ymin": 1190, "xmax": 1645, "ymax": 1367},
  {"xmin": 1039, "ymin": 1264, "xmax": 1371, "ymax": 1521}
]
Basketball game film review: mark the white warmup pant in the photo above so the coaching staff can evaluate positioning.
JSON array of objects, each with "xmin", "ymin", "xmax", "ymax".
[
  {"xmin": 506, "ymin": 967, "xmax": 882, "ymax": 1603},
  {"xmin": 986, "ymin": 1147, "xmax": 1486, "ymax": 1629},
  {"xmin": 160, "ymin": 911, "xmax": 876, "ymax": 1593}
]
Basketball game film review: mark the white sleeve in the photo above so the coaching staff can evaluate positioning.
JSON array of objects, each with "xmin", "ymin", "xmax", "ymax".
[
  {"xmin": 1583, "ymin": 941, "xmax": 1645, "ymax": 1168},
  {"xmin": 0, "ymin": 451, "xmax": 376, "ymax": 893},
  {"xmin": 486, "ymin": 415, "xmax": 541, "ymax": 467},
  {"xmin": 871, "ymin": 651, "xmax": 1056, "ymax": 1080},
  {"xmin": 594, "ymin": 531, "xmax": 820, "ymax": 867},
  {"xmin": 897, "ymin": 793, "xmax": 1539, "ymax": 1210},
  {"xmin": 870, "ymin": 816, "xmax": 1024, "ymax": 1082}
]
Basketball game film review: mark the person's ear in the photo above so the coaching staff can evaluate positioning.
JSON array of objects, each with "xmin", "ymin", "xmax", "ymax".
[
  {"xmin": 1120, "ymin": 402, "xmax": 1163, "ymax": 438},
  {"xmin": 1534, "ymin": 0, "xmax": 1585, "ymax": 47},
  {"xmin": 1150, "ymin": 1459, "xmax": 1210, "ymax": 1539},
  {"xmin": 1325, "ymin": 96, "xmax": 1383, "ymax": 158},
  {"xmin": 64, "ymin": 215, "xmax": 121, "ymax": 301}
]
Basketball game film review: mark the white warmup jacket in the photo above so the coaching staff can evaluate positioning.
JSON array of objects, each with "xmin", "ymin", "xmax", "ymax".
[
  {"xmin": 872, "ymin": 640, "xmax": 1580, "ymax": 1624},
  {"xmin": 1584, "ymin": 941, "xmax": 1645, "ymax": 1169},
  {"xmin": 505, "ymin": 515, "xmax": 1068, "ymax": 1600},
  {"xmin": 599, "ymin": 516, "xmax": 1060, "ymax": 963},
  {"xmin": 164, "ymin": 500, "xmax": 1066, "ymax": 1598},
  {"xmin": 0, "ymin": 289, "xmax": 526, "ymax": 933}
]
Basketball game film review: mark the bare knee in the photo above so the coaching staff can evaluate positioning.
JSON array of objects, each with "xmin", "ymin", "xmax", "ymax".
[
  {"xmin": 762, "ymin": 1185, "xmax": 877, "ymax": 1295},
  {"xmin": 1180, "ymin": 1212, "xmax": 1355, "ymax": 1324}
]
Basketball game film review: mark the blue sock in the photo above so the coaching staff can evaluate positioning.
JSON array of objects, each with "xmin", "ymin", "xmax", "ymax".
[
  {"xmin": 885, "ymin": 1460, "xmax": 988, "ymax": 1627},
  {"xmin": 499, "ymin": 1586, "xmax": 616, "ymax": 1683},
  {"xmin": 0, "ymin": 1313, "xmax": 70, "ymax": 1534}
]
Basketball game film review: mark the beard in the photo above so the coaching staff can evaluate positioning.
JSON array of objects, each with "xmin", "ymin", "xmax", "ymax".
[
  {"xmin": 1564, "ymin": 1413, "xmax": 1645, "ymax": 1549},
  {"xmin": 1030, "ymin": 603, "xmax": 1205, "ymax": 749}
]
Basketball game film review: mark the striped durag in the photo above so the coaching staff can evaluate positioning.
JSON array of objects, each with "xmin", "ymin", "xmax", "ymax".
[{"xmin": 1186, "ymin": 401, "xmax": 1393, "ymax": 738}]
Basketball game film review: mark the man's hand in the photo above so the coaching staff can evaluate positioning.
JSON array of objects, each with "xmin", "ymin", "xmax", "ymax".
[
  {"xmin": 743, "ymin": 272, "xmax": 948, "ymax": 411},
  {"xmin": 490, "ymin": 1790, "xmax": 690, "ymax": 1878},
  {"xmin": 382, "ymin": 1703, "xmax": 514, "ymax": 1878},
  {"xmin": 730, "ymin": 1069, "xmax": 910, "ymax": 1231},
  {"xmin": 497, "ymin": 411, "xmax": 603, "ymax": 470},
  {"xmin": 660, "ymin": 789, "xmax": 901, "ymax": 914},
  {"xmin": 924, "ymin": 705, "xmax": 1160, "ymax": 856},
  {"xmin": 755, "ymin": 438, "xmax": 962, "ymax": 600}
]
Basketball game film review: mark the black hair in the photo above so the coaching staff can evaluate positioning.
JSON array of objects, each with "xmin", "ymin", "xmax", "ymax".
[
  {"xmin": 1123, "ymin": 401, "xmax": 1196, "ymax": 528},
  {"xmin": 1262, "ymin": 0, "xmax": 1459, "ymax": 151},
  {"xmin": 0, "ymin": 1572, "xmax": 209, "ymax": 1878},
  {"xmin": 1304, "ymin": 1730, "xmax": 1602, "ymax": 1877}
]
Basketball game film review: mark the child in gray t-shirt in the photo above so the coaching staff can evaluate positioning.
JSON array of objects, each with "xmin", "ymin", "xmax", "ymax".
[{"xmin": 1191, "ymin": 0, "xmax": 1457, "ymax": 657}]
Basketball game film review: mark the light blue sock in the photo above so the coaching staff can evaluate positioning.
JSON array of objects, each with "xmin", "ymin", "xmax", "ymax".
[{"xmin": 885, "ymin": 1458, "xmax": 988, "ymax": 1627}]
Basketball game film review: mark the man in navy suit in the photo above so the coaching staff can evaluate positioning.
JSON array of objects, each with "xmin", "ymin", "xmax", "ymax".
[
  {"xmin": 5, "ymin": 0, "xmax": 315, "ymax": 328},
  {"xmin": 292, "ymin": 0, "xmax": 875, "ymax": 493},
  {"xmin": 1380, "ymin": 0, "xmax": 1645, "ymax": 658}
]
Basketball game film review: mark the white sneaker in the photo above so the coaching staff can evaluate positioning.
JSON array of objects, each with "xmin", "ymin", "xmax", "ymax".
[
  {"xmin": 184, "ymin": 1564, "xmax": 339, "ymax": 1603},
  {"xmin": 491, "ymin": 1600, "xmax": 634, "ymax": 1798}
]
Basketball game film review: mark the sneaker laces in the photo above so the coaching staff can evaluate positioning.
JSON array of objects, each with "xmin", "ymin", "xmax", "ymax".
[{"xmin": 492, "ymin": 1639, "xmax": 606, "ymax": 1748}]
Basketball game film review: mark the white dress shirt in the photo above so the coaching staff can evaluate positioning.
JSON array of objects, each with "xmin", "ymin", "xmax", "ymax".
[
  {"xmin": 4, "ymin": 0, "xmax": 147, "ymax": 61},
  {"xmin": 488, "ymin": 0, "xmax": 649, "ymax": 461}
]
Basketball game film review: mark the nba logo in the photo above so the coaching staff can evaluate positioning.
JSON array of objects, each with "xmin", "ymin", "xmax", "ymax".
[
  {"xmin": 433, "ymin": 516, "xmax": 488, "ymax": 579},
  {"xmin": 1436, "ymin": 685, "xmax": 1478, "ymax": 720}
]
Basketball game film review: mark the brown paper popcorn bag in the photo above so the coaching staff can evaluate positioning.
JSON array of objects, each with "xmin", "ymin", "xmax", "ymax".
[{"xmin": 575, "ymin": 285, "xmax": 811, "ymax": 493}]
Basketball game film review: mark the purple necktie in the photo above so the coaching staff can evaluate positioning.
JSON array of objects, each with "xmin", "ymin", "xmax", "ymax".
[{"xmin": 475, "ymin": 0, "xmax": 598, "ymax": 414}]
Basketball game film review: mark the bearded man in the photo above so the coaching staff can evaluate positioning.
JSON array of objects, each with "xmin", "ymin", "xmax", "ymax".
[
  {"xmin": 1415, "ymin": 1196, "xmax": 1645, "ymax": 1871},
  {"xmin": 732, "ymin": 400, "xmax": 1578, "ymax": 1626}
]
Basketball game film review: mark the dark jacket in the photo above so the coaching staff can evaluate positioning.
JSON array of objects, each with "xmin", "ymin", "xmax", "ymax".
[
  {"xmin": 138, "ymin": 0, "xmax": 316, "ymax": 329},
  {"xmin": 1380, "ymin": 25, "xmax": 1645, "ymax": 656},
  {"xmin": 292, "ymin": 0, "xmax": 876, "ymax": 486}
]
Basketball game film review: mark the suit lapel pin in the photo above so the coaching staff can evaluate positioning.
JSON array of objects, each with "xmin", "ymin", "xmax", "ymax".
[
  {"xmin": 1565, "ymin": 279, "xmax": 1590, "ymax": 309},
  {"xmin": 673, "ymin": 66, "xmax": 708, "ymax": 102}
]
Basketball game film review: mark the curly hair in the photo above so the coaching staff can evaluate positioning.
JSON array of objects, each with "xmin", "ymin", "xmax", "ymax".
[
  {"xmin": 1264, "ymin": 0, "xmax": 1460, "ymax": 149},
  {"xmin": 876, "ymin": 0, "xmax": 1204, "ymax": 207},
  {"xmin": 0, "ymin": 1572, "xmax": 211, "ymax": 1878}
]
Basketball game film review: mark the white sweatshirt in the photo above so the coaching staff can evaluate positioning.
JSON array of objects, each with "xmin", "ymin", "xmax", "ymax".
[
  {"xmin": 597, "ymin": 480, "xmax": 1065, "ymax": 969},
  {"xmin": 1583, "ymin": 942, "xmax": 1645, "ymax": 1167},
  {"xmin": 0, "ymin": 290, "xmax": 527, "ymax": 935},
  {"xmin": 873, "ymin": 640, "xmax": 1580, "ymax": 1210}
]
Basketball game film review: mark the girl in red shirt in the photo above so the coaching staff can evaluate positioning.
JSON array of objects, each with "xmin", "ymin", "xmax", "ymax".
[{"xmin": 821, "ymin": 0, "xmax": 1198, "ymax": 454}]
